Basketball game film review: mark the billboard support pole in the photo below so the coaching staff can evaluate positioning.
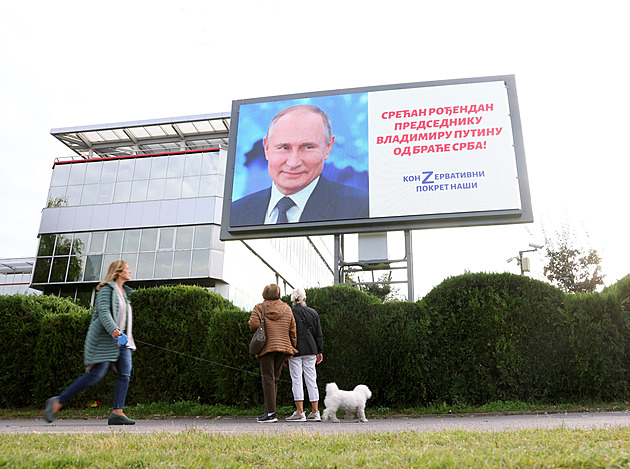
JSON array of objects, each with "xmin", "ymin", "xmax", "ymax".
[
  {"xmin": 405, "ymin": 230, "xmax": 414, "ymax": 301},
  {"xmin": 333, "ymin": 234, "xmax": 341, "ymax": 284}
]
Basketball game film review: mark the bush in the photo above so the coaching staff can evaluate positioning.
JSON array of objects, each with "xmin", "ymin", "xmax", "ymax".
[{"xmin": 2, "ymin": 273, "xmax": 630, "ymax": 409}]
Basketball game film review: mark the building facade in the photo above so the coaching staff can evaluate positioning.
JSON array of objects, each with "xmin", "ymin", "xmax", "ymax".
[
  {"xmin": 0, "ymin": 257, "xmax": 40, "ymax": 296},
  {"xmin": 30, "ymin": 114, "xmax": 334, "ymax": 308}
]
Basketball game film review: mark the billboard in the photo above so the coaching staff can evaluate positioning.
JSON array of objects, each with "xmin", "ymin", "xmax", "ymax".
[{"xmin": 220, "ymin": 75, "xmax": 532, "ymax": 241}]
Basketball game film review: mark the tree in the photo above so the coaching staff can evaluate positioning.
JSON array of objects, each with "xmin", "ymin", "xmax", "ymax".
[
  {"xmin": 543, "ymin": 223, "xmax": 604, "ymax": 293},
  {"xmin": 345, "ymin": 271, "xmax": 400, "ymax": 302}
]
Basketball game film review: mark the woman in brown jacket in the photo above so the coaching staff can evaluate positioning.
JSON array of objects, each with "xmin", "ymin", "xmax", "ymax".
[{"xmin": 248, "ymin": 284, "xmax": 298, "ymax": 423}]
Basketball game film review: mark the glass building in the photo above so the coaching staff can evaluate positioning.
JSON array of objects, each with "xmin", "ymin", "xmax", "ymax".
[
  {"xmin": 0, "ymin": 258, "xmax": 40, "ymax": 296},
  {"xmin": 31, "ymin": 114, "xmax": 334, "ymax": 308}
]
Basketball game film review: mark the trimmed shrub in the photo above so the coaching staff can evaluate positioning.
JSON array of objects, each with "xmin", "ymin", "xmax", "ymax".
[
  {"xmin": 421, "ymin": 273, "xmax": 567, "ymax": 404},
  {"xmin": 129, "ymin": 285, "xmax": 233, "ymax": 404}
]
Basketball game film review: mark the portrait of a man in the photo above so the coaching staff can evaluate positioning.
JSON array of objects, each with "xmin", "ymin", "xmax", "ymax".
[{"xmin": 230, "ymin": 104, "xmax": 369, "ymax": 226}]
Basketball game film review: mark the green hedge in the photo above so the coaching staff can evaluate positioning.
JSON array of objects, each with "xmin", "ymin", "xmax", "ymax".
[{"xmin": 1, "ymin": 273, "xmax": 629, "ymax": 409}]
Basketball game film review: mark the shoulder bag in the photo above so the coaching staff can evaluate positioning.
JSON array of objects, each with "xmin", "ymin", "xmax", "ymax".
[{"xmin": 249, "ymin": 303, "xmax": 266, "ymax": 356}]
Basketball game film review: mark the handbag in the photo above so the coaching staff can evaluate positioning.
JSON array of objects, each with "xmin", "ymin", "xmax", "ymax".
[{"xmin": 249, "ymin": 303, "xmax": 266, "ymax": 356}]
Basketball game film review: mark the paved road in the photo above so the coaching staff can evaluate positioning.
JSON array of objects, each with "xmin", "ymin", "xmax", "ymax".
[{"xmin": 3, "ymin": 412, "xmax": 630, "ymax": 434}]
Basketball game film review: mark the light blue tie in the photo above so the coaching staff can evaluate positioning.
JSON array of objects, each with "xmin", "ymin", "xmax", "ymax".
[{"xmin": 275, "ymin": 196, "xmax": 295, "ymax": 224}]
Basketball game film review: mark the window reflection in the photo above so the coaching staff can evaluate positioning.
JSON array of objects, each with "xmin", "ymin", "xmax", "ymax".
[
  {"xmin": 84, "ymin": 255, "xmax": 102, "ymax": 281},
  {"xmin": 69, "ymin": 164, "xmax": 86, "ymax": 185},
  {"xmin": 84, "ymin": 162, "xmax": 103, "ymax": 184},
  {"xmin": 173, "ymin": 251, "xmax": 191, "ymax": 277},
  {"xmin": 117, "ymin": 159, "xmax": 134, "ymax": 181},
  {"xmin": 51, "ymin": 165, "xmax": 70, "ymax": 186},
  {"xmin": 100, "ymin": 160, "xmax": 119, "ymax": 183},
  {"xmin": 113, "ymin": 181, "xmax": 132, "ymax": 203}
]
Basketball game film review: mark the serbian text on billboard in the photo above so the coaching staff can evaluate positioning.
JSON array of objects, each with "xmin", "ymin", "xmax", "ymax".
[{"xmin": 221, "ymin": 75, "xmax": 532, "ymax": 240}]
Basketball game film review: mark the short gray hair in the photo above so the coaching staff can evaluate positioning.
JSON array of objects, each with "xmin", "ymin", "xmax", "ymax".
[
  {"xmin": 265, "ymin": 105, "xmax": 333, "ymax": 144},
  {"xmin": 291, "ymin": 288, "xmax": 306, "ymax": 304}
]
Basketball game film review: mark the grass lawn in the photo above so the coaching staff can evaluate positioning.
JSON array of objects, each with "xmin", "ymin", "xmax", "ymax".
[{"xmin": 2, "ymin": 427, "xmax": 630, "ymax": 467}]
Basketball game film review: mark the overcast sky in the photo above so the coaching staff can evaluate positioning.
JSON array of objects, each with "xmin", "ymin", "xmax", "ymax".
[{"xmin": 1, "ymin": 0, "xmax": 627, "ymax": 298}]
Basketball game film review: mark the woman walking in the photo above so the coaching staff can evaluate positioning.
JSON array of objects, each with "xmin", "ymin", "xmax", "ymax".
[{"xmin": 44, "ymin": 260, "xmax": 137, "ymax": 425}]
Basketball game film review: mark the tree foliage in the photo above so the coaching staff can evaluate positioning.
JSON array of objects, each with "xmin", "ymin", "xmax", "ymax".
[{"xmin": 543, "ymin": 223, "xmax": 605, "ymax": 293}]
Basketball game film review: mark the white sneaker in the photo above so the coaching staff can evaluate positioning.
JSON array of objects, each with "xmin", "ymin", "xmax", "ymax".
[
  {"xmin": 306, "ymin": 411, "xmax": 321, "ymax": 422},
  {"xmin": 285, "ymin": 411, "xmax": 306, "ymax": 422}
]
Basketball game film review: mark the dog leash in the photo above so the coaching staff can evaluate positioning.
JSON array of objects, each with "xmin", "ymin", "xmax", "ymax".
[{"xmin": 134, "ymin": 338, "xmax": 326, "ymax": 391}]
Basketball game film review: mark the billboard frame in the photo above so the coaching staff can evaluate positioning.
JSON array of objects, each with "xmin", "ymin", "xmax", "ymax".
[{"xmin": 220, "ymin": 74, "xmax": 532, "ymax": 241}]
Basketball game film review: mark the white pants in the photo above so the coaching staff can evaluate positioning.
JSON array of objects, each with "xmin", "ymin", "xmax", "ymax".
[{"xmin": 288, "ymin": 355, "xmax": 319, "ymax": 402}]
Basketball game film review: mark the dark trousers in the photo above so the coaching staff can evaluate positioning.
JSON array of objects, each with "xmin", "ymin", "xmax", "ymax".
[{"xmin": 259, "ymin": 352, "xmax": 286, "ymax": 413}]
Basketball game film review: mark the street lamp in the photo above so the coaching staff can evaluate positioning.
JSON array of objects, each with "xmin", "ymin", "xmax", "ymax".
[{"xmin": 507, "ymin": 243, "xmax": 544, "ymax": 275}]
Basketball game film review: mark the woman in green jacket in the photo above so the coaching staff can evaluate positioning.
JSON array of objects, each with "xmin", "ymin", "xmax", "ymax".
[{"xmin": 44, "ymin": 260, "xmax": 136, "ymax": 425}]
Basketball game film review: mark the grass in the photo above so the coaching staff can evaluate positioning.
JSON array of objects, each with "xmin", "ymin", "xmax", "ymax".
[
  {"xmin": 3, "ymin": 401, "xmax": 630, "ymax": 467},
  {"xmin": 2, "ymin": 427, "xmax": 630, "ymax": 467},
  {"xmin": 2, "ymin": 399, "xmax": 628, "ymax": 420}
]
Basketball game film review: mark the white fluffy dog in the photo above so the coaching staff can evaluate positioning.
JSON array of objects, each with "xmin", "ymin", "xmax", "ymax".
[{"xmin": 322, "ymin": 382, "xmax": 372, "ymax": 423}]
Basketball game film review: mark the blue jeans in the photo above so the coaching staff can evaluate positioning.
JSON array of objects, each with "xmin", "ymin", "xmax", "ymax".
[{"xmin": 58, "ymin": 347, "xmax": 132, "ymax": 410}]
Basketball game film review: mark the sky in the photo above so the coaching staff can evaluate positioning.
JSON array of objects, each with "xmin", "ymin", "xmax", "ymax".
[{"xmin": 1, "ymin": 0, "xmax": 627, "ymax": 299}]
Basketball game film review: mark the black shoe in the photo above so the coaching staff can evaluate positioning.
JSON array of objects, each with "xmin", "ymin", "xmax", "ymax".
[
  {"xmin": 44, "ymin": 396, "xmax": 58, "ymax": 423},
  {"xmin": 257, "ymin": 412, "xmax": 278, "ymax": 423},
  {"xmin": 108, "ymin": 413, "xmax": 136, "ymax": 425}
]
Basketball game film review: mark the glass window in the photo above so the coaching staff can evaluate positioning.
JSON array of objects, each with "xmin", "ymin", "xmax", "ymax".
[
  {"xmin": 193, "ymin": 225, "xmax": 212, "ymax": 249},
  {"xmin": 67, "ymin": 256, "xmax": 85, "ymax": 282},
  {"xmin": 105, "ymin": 231, "xmax": 123, "ymax": 253},
  {"xmin": 117, "ymin": 159, "xmax": 135, "ymax": 181},
  {"xmin": 76, "ymin": 286, "xmax": 93, "ymax": 308},
  {"xmin": 173, "ymin": 250, "xmax": 191, "ymax": 277},
  {"xmin": 81, "ymin": 184, "xmax": 99, "ymax": 205},
  {"xmin": 123, "ymin": 253, "xmax": 138, "ymax": 278},
  {"xmin": 199, "ymin": 175, "xmax": 217, "ymax": 197},
  {"xmin": 38, "ymin": 234, "xmax": 57, "ymax": 256},
  {"xmin": 155, "ymin": 251, "xmax": 172, "ymax": 278},
  {"xmin": 113, "ymin": 181, "xmax": 132, "ymax": 203},
  {"xmin": 50, "ymin": 257, "xmax": 69, "ymax": 282},
  {"xmin": 163, "ymin": 178, "xmax": 181, "ymax": 199},
  {"xmin": 84, "ymin": 255, "xmax": 103, "ymax": 281},
  {"xmin": 89, "ymin": 232, "xmax": 106, "ymax": 253},
  {"xmin": 51, "ymin": 164, "xmax": 70, "ymax": 186},
  {"xmin": 47, "ymin": 186, "xmax": 67, "ymax": 207},
  {"xmin": 136, "ymin": 252, "xmax": 155, "ymax": 279},
  {"xmin": 191, "ymin": 249, "xmax": 210, "ymax": 277},
  {"xmin": 102, "ymin": 255, "xmax": 121, "ymax": 278},
  {"xmin": 167, "ymin": 154, "xmax": 185, "ymax": 178},
  {"xmin": 55, "ymin": 234, "xmax": 73, "ymax": 256},
  {"xmin": 69, "ymin": 164, "xmax": 87, "ymax": 185},
  {"xmin": 159, "ymin": 228, "xmax": 174, "ymax": 249},
  {"xmin": 123, "ymin": 230, "xmax": 141, "ymax": 252},
  {"xmin": 72, "ymin": 233, "xmax": 89, "ymax": 255},
  {"xmin": 150, "ymin": 157, "xmax": 168, "ymax": 179},
  {"xmin": 130, "ymin": 179, "xmax": 148, "ymax": 202},
  {"xmin": 98, "ymin": 183, "xmax": 114, "ymax": 204},
  {"xmin": 84, "ymin": 162, "xmax": 103, "ymax": 184},
  {"xmin": 147, "ymin": 179, "xmax": 165, "ymax": 200},
  {"xmin": 184, "ymin": 153, "xmax": 202, "ymax": 176},
  {"xmin": 181, "ymin": 176, "xmax": 200, "ymax": 198},
  {"xmin": 65, "ymin": 185, "xmax": 82, "ymax": 206},
  {"xmin": 175, "ymin": 226, "xmax": 194, "ymax": 249},
  {"xmin": 134, "ymin": 157, "xmax": 151, "ymax": 180},
  {"xmin": 33, "ymin": 258, "xmax": 52, "ymax": 283},
  {"xmin": 100, "ymin": 160, "xmax": 119, "ymax": 183},
  {"xmin": 201, "ymin": 152, "xmax": 218, "ymax": 174},
  {"xmin": 140, "ymin": 229, "xmax": 158, "ymax": 251}
]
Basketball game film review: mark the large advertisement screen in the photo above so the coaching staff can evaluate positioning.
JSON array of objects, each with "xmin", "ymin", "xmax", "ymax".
[{"xmin": 220, "ymin": 75, "xmax": 532, "ymax": 240}]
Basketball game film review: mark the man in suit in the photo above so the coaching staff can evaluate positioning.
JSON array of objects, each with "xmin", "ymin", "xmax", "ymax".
[{"xmin": 231, "ymin": 105, "xmax": 369, "ymax": 226}]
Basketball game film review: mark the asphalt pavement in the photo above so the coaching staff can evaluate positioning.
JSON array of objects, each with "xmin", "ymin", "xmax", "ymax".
[{"xmin": 3, "ymin": 411, "xmax": 630, "ymax": 434}]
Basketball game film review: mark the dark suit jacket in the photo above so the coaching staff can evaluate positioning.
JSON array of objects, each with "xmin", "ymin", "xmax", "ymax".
[{"xmin": 230, "ymin": 176, "xmax": 369, "ymax": 226}]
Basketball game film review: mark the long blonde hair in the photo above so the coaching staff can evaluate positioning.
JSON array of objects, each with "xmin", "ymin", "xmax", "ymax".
[{"xmin": 96, "ymin": 260, "xmax": 128, "ymax": 291}]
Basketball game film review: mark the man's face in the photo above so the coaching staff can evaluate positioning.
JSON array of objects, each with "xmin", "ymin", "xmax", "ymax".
[{"xmin": 264, "ymin": 109, "xmax": 334, "ymax": 195}]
